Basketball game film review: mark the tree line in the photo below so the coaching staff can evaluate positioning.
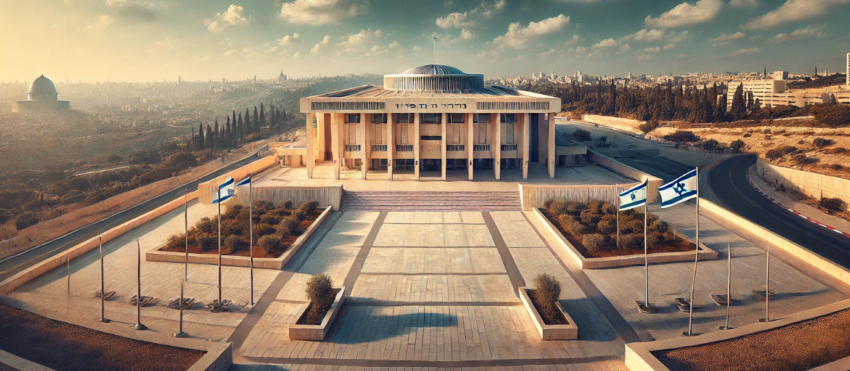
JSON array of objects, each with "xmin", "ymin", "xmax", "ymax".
[{"xmin": 191, "ymin": 102, "xmax": 288, "ymax": 151}]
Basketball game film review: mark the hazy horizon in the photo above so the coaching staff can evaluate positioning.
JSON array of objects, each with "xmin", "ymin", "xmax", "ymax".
[{"xmin": 2, "ymin": 0, "xmax": 849, "ymax": 83}]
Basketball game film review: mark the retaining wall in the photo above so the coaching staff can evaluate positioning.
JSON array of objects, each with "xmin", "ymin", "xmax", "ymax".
[
  {"xmin": 519, "ymin": 184, "xmax": 633, "ymax": 211},
  {"xmin": 197, "ymin": 155, "xmax": 279, "ymax": 204},
  {"xmin": 582, "ymin": 114, "xmax": 645, "ymax": 135},
  {"xmin": 237, "ymin": 185, "xmax": 344, "ymax": 211},
  {"xmin": 586, "ymin": 150, "xmax": 663, "ymax": 203},
  {"xmin": 756, "ymin": 159, "xmax": 850, "ymax": 206}
]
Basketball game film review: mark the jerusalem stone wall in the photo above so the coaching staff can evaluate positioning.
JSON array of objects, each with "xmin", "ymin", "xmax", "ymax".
[{"xmin": 756, "ymin": 159, "xmax": 850, "ymax": 205}]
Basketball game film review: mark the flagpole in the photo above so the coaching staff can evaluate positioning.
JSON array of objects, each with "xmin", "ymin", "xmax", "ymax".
[
  {"xmin": 760, "ymin": 240, "xmax": 770, "ymax": 323},
  {"xmin": 686, "ymin": 167, "xmax": 700, "ymax": 336},
  {"xmin": 218, "ymin": 188, "xmax": 222, "ymax": 305},
  {"xmin": 184, "ymin": 188, "xmax": 188, "ymax": 281},
  {"xmin": 249, "ymin": 174, "xmax": 254, "ymax": 306},
  {"xmin": 99, "ymin": 236, "xmax": 108, "ymax": 323},
  {"xmin": 644, "ymin": 200, "xmax": 648, "ymax": 308},
  {"xmin": 616, "ymin": 184, "xmax": 619, "ymax": 250},
  {"xmin": 722, "ymin": 238, "xmax": 731, "ymax": 330}
]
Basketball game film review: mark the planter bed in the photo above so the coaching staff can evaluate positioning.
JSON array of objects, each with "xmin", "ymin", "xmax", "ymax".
[
  {"xmin": 147, "ymin": 205, "xmax": 332, "ymax": 269},
  {"xmin": 518, "ymin": 287, "xmax": 578, "ymax": 340},
  {"xmin": 535, "ymin": 208, "xmax": 717, "ymax": 269},
  {"xmin": 0, "ymin": 304, "xmax": 204, "ymax": 371},
  {"xmin": 289, "ymin": 286, "xmax": 345, "ymax": 341}
]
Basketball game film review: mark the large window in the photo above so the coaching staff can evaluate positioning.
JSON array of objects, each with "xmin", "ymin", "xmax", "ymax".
[
  {"xmin": 374, "ymin": 123, "xmax": 386, "ymax": 144},
  {"xmin": 345, "ymin": 123, "xmax": 357, "ymax": 145},
  {"xmin": 371, "ymin": 114, "xmax": 387, "ymax": 124},
  {"xmin": 505, "ymin": 122, "xmax": 515, "ymax": 144},
  {"xmin": 500, "ymin": 114, "xmax": 516, "ymax": 123},
  {"xmin": 395, "ymin": 113, "xmax": 412, "ymax": 123},
  {"xmin": 398, "ymin": 122, "xmax": 409, "ymax": 144},
  {"xmin": 344, "ymin": 114, "xmax": 360, "ymax": 123},
  {"xmin": 474, "ymin": 113, "xmax": 491, "ymax": 123},
  {"xmin": 421, "ymin": 113, "xmax": 441, "ymax": 124},
  {"xmin": 448, "ymin": 113, "xmax": 465, "ymax": 123}
]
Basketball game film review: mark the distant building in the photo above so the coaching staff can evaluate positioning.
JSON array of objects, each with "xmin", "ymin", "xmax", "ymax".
[
  {"xmin": 12, "ymin": 75, "xmax": 70, "ymax": 113},
  {"xmin": 278, "ymin": 71, "xmax": 288, "ymax": 82},
  {"xmin": 773, "ymin": 71, "xmax": 789, "ymax": 81}
]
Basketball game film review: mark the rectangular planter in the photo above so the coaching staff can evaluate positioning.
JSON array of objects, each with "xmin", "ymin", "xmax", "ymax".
[
  {"xmin": 519, "ymin": 287, "xmax": 578, "ymax": 340},
  {"xmin": 146, "ymin": 205, "xmax": 332, "ymax": 270},
  {"xmin": 534, "ymin": 208, "xmax": 718, "ymax": 270},
  {"xmin": 289, "ymin": 286, "xmax": 346, "ymax": 341}
]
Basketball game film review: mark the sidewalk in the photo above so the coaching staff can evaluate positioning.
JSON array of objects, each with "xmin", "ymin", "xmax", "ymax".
[{"xmin": 748, "ymin": 165, "xmax": 850, "ymax": 237}]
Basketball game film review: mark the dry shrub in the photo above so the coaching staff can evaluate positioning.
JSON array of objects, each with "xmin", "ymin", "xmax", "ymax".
[
  {"xmin": 547, "ymin": 199, "xmax": 568, "ymax": 216},
  {"xmin": 566, "ymin": 202, "xmax": 587, "ymax": 216},
  {"xmin": 646, "ymin": 232, "xmax": 664, "ymax": 246},
  {"xmin": 597, "ymin": 214, "xmax": 617, "ymax": 234},
  {"xmin": 224, "ymin": 204, "xmax": 244, "ymax": 219},
  {"xmin": 650, "ymin": 219, "xmax": 668, "ymax": 233},
  {"xmin": 620, "ymin": 233, "xmax": 642, "ymax": 250},
  {"xmin": 260, "ymin": 214, "xmax": 280, "ymax": 225},
  {"xmin": 304, "ymin": 273, "xmax": 335, "ymax": 324},
  {"xmin": 580, "ymin": 210, "xmax": 602, "ymax": 225},
  {"xmin": 275, "ymin": 215, "xmax": 301, "ymax": 237},
  {"xmin": 569, "ymin": 221, "xmax": 589, "ymax": 236},
  {"xmin": 601, "ymin": 203, "xmax": 616, "ymax": 215},
  {"xmin": 257, "ymin": 234, "xmax": 280, "ymax": 255},
  {"xmin": 582, "ymin": 234, "xmax": 606, "ymax": 251},
  {"xmin": 197, "ymin": 234, "xmax": 217, "ymax": 251},
  {"xmin": 820, "ymin": 198, "xmax": 845, "ymax": 213},
  {"xmin": 223, "ymin": 235, "xmax": 243, "ymax": 254},
  {"xmin": 253, "ymin": 223, "xmax": 275, "ymax": 237},
  {"xmin": 532, "ymin": 273, "xmax": 561, "ymax": 322}
]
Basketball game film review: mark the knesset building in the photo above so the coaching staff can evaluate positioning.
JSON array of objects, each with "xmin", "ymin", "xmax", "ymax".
[{"xmin": 300, "ymin": 64, "xmax": 583, "ymax": 180}]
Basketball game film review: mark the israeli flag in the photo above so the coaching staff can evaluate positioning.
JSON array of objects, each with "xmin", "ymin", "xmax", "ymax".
[
  {"xmin": 212, "ymin": 177, "xmax": 235, "ymax": 204},
  {"xmin": 659, "ymin": 169, "xmax": 698, "ymax": 208},
  {"xmin": 619, "ymin": 181, "xmax": 647, "ymax": 211},
  {"xmin": 236, "ymin": 176, "xmax": 251, "ymax": 188}
]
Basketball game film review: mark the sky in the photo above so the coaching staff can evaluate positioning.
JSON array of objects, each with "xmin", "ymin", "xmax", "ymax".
[{"xmin": 1, "ymin": 0, "xmax": 849, "ymax": 82}]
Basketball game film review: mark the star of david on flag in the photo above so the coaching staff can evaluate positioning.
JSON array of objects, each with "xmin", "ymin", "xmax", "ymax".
[
  {"xmin": 659, "ymin": 169, "xmax": 698, "ymax": 208},
  {"xmin": 618, "ymin": 181, "xmax": 647, "ymax": 211},
  {"xmin": 212, "ymin": 177, "xmax": 235, "ymax": 204}
]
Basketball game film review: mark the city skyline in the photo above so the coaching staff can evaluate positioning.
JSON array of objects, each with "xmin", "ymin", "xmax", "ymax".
[{"xmin": 1, "ymin": 0, "xmax": 849, "ymax": 82}]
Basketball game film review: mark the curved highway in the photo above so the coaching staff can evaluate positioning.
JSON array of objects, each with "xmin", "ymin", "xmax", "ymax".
[
  {"xmin": 0, "ymin": 153, "xmax": 265, "ymax": 282},
  {"xmin": 704, "ymin": 154, "xmax": 850, "ymax": 268}
]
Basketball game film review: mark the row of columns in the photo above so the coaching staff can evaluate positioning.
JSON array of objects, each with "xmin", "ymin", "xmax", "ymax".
[{"xmin": 306, "ymin": 112, "xmax": 557, "ymax": 181}]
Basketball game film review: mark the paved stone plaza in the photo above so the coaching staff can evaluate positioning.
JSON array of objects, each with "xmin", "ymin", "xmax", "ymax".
[{"xmin": 5, "ymin": 195, "xmax": 850, "ymax": 370}]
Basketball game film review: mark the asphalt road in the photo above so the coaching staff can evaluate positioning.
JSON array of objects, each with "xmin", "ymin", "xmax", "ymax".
[
  {"xmin": 704, "ymin": 154, "xmax": 850, "ymax": 268},
  {"xmin": 0, "ymin": 153, "xmax": 265, "ymax": 282}
]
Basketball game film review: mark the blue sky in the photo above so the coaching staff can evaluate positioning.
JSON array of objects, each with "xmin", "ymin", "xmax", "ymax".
[{"xmin": 1, "ymin": 0, "xmax": 849, "ymax": 82}]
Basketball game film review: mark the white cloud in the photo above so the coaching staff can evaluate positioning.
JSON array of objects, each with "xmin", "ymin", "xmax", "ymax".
[
  {"xmin": 311, "ymin": 35, "xmax": 331, "ymax": 54},
  {"xmin": 280, "ymin": 0, "xmax": 367, "ymax": 25},
  {"xmin": 435, "ymin": 0, "xmax": 506, "ymax": 29},
  {"xmin": 84, "ymin": 15, "xmax": 114, "ymax": 31},
  {"xmin": 592, "ymin": 38, "xmax": 617, "ymax": 48},
  {"xmin": 105, "ymin": 0, "xmax": 159, "ymax": 21},
  {"xmin": 644, "ymin": 0, "xmax": 723, "ymax": 28},
  {"xmin": 224, "ymin": 49, "xmax": 239, "ymax": 56},
  {"xmin": 388, "ymin": 41, "xmax": 399, "ymax": 48},
  {"xmin": 278, "ymin": 33, "xmax": 301, "ymax": 45},
  {"xmin": 628, "ymin": 29, "xmax": 666, "ymax": 41},
  {"xmin": 293, "ymin": 52, "xmax": 301, "ymax": 59},
  {"xmin": 563, "ymin": 34, "xmax": 581, "ymax": 46},
  {"xmin": 730, "ymin": 0, "xmax": 759, "ymax": 8},
  {"xmin": 768, "ymin": 24, "xmax": 830, "ymax": 43},
  {"xmin": 493, "ymin": 14, "xmax": 570, "ymax": 49},
  {"xmin": 663, "ymin": 43, "xmax": 676, "ymax": 50},
  {"xmin": 708, "ymin": 31, "xmax": 745, "ymax": 45},
  {"xmin": 727, "ymin": 48, "xmax": 759, "ymax": 56},
  {"xmin": 339, "ymin": 29, "xmax": 383, "ymax": 47},
  {"xmin": 204, "ymin": 4, "xmax": 250, "ymax": 33},
  {"xmin": 644, "ymin": 46, "xmax": 660, "ymax": 52},
  {"xmin": 458, "ymin": 28, "xmax": 475, "ymax": 41},
  {"xmin": 743, "ymin": 0, "xmax": 850, "ymax": 30}
]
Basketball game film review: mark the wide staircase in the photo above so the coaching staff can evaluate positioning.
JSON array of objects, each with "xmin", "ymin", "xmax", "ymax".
[{"xmin": 340, "ymin": 190, "xmax": 522, "ymax": 211}]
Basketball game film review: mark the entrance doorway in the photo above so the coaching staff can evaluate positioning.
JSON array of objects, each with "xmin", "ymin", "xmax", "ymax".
[{"xmin": 421, "ymin": 159, "xmax": 441, "ymax": 172}]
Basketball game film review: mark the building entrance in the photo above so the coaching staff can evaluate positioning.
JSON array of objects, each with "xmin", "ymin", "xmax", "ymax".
[{"xmin": 421, "ymin": 159, "xmax": 441, "ymax": 172}]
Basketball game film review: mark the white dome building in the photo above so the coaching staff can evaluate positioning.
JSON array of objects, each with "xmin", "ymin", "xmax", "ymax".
[{"xmin": 13, "ymin": 75, "xmax": 70, "ymax": 113}]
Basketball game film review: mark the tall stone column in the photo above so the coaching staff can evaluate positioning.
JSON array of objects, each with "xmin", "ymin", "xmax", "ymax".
[
  {"xmin": 538, "ymin": 113, "xmax": 547, "ymax": 164},
  {"xmin": 414, "ymin": 113, "xmax": 420, "ymax": 180},
  {"xmin": 466, "ymin": 113, "xmax": 474, "ymax": 181},
  {"xmin": 494, "ymin": 113, "xmax": 501, "ymax": 180},
  {"xmin": 548, "ymin": 113, "xmax": 556, "ymax": 179},
  {"xmin": 387, "ymin": 113, "xmax": 394, "ymax": 181},
  {"xmin": 317, "ymin": 113, "xmax": 326, "ymax": 162},
  {"xmin": 306, "ymin": 113, "xmax": 314, "ymax": 179},
  {"xmin": 360, "ymin": 114, "xmax": 368, "ymax": 180},
  {"xmin": 331, "ymin": 113, "xmax": 341, "ymax": 180},
  {"xmin": 522, "ymin": 113, "xmax": 530, "ymax": 179},
  {"xmin": 441, "ymin": 114, "xmax": 447, "ymax": 180}
]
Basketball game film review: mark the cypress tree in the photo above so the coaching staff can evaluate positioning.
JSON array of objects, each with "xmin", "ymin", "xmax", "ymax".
[
  {"xmin": 260, "ymin": 103, "xmax": 265, "ymax": 128},
  {"xmin": 232, "ymin": 110, "xmax": 237, "ymax": 131},
  {"xmin": 730, "ymin": 84, "xmax": 745, "ymax": 120},
  {"xmin": 191, "ymin": 126, "xmax": 196, "ymax": 151},
  {"xmin": 240, "ymin": 111, "xmax": 246, "ymax": 136},
  {"xmin": 245, "ymin": 108, "xmax": 252, "ymax": 135},
  {"xmin": 206, "ymin": 125, "xmax": 213, "ymax": 149},
  {"xmin": 198, "ymin": 122, "xmax": 205, "ymax": 150},
  {"xmin": 253, "ymin": 106, "xmax": 259, "ymax": 132},
  {"xmin": 226, "ymin": 118, "xmax": 232, "ymax": 149},
  {"xmin": 214, "ymin": 118, "xmax": 219, "ymax": 149}
]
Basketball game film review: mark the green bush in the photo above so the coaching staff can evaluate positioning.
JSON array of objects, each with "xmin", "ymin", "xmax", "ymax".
[
  {"xmin": 620, "ymin": 233, "xmax": 642, "ymax": 250},
  {"xmin": 257, "ymin": 234, "xmax": 281, "ymax": 255},
  {"xmin": 198, "ymin": 234, "xmax": 217, "ymax": 251},
  {"xmin": 582, "ymin": 234, "xmax": 606, "ymax": 251},
  {"xmin": 730, "ymin": 139, "xmax": 746, "ymax": 153},
  {"xmin": 532, "ymin": 273, "xmax": 561, "ymax": 321},
  {"xmin": 650, "ymin": 219, "xmax": 668, "ymax": 233},
  {"xmin": 260, "ymin": 214, "xmax": 280, "ymax": 225},
  {"xmin": 275, "ymin": 216, "xmax": 301, "ymax": 237},
  {"xmin": 580, "ymin": 210, "xmax": 601, "ymax": 225},
  {"xmin": 569, "ymin": 221, "xmax": 589, "ymax": 235},
  {"xmin": 547, "ymin": 199, "xmax": 568, "ymax": 216},
  {"xmin": 813, "ymin": 138, "xmax": 834, "ymax": 148},
  {"xmin": 253, "ymin": 223, "xmax": 275, "ymax": 237}
]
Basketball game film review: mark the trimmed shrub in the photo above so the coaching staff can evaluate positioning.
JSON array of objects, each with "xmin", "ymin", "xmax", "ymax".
[
  {"xmin": 820, "ymin": 198, "xmax": 845, "ymax": 213},
  {"xmin": 580, "ymin": 210, "xmax": 601, "ymax": 225},
  {"xmin": 597, "ymin": 214, "xmax": 617, "ymax": 234},
  {"xmin": 646, "ymin": 232, "xmax": 664, "ymax": 246},
  {"xmin": 547, "ymin": 199, "xmax": 568, "ymax": 216},
  {"xmin": 650, "ymin": 219, "xmax": 668, "ymax": 233},
  {"xmin": 569, "ymin": 221, "xmax": 589, "ymax": 236},
  {"xmin": 197, "ymin": 217, "xmax": 215, "ymax": 234},
  {"xmin": 257, "ymin": 234, "xmax": 281, "ymax": 255},
  {"xmin": 299, "ymin": 200, "xmax": 319, "ymax": 213},
  {"xmin": 276, "ymin": 216, "xmax": 301, "ymax": 237},
  {"xmin": 260, "ymin": 214, "xmax": 281, "ymax": 225},
  {"xmin": 304, "ymin": 274, "xmax": 335, "ymax": 324},
  {"xmin": 223, "ymin": 235, "xmax": 243, "ymax": 254},
  {"xmin": 224, "ymin": 204, "xmax": 244, "ymax": 219},
  {"xmin": 532, "ymin": 273, "xmax": 561, "ymax": 321},
  {"xmin": 620, "ymin": 233, "xmax": 642, "ymax": 250},
  {"xmin": 601, "ymin": 203, "xmax": 616, "ymax": 215},
  {"xmin": 813, "ymin": 138, "xmax": 834, "ymax": 148},
  {"xmin": 198, "ymin": 234, "xmax": 217, "ymax": 251},
  {"xmin": 828, "ymin": 164, "xmax": 843, "ymax": 171},
  {"xmin": 566, "ymin": 202, "xmax": 587, "ymax": 215},
  {"xmin": 582, "ymin": 234, "xmax": 606, "ymax": 251},
  {"xmin": 253, "ymin": 223, "xmax": 275, "ymax": 237}
]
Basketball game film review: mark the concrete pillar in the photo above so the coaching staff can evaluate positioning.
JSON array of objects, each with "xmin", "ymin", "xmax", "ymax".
[
  {"xmin": 548, "ymin": 113, "xmax": 556, "ymax": 179},
  {"xmin": 306, "ymin": 113, "xmax": 314, "ymax": 179},
  {"xmin": 317, "ymin": 113, "xmax": 326, "ymax": 162},
  {"xmin": 466, "ymin": 113, "xmax": 474, "ymax": 181},
  {"xmin": 361, "ymin": 114, "xmax": 368, "ymax": 180},
  {"xmin": 494, "ymin": 113, "xmax": 501, "ymax": 180},
  {"xmin": 387, "ymin": 113, "xmax": 394, "ymax": 181},
  {"xmin": 441, "ymin": 114, "xmax": 447, "ymax": 180},
  {"xmin": 414, "ymin": 113, "xmax": 420, "ymax": 180},
  {"xmin": 522, "ymin": 113, "xmax": 530, "ymax": 179},
  {"xmin": 537, "ymin": 113, "xmax": 546, "ymax": 164},
  {"xmin": 331, "ymin": 113, "xmax": 341, "ymax": 180}
]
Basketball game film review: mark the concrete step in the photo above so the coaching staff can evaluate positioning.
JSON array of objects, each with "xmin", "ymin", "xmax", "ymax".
[{"xmin": 341, "ymin": 190, "xmax": 522, "ymax": 211}]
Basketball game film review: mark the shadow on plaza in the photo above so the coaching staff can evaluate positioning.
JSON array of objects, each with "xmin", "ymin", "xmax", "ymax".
[
  {"xmin": 326, "ymin": 307, "xmax": 458, "ymax": 344},
  {"xmin": 559, "ymin": 298, "xmax": 620, "ymax": 342}
]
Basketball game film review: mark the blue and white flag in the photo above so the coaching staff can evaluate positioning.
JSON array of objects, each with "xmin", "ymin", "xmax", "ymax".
[
  {"xmin": 212, "ymin": 177, "xmax": 235, "ymax": 204},
  {"xmin": 236, "ymin": 176, "xmax": 251, "ymax": 188},
  {"xmin": 659, "ymin": 169, "xmax": 698, "ymax": 208},
  {"xmin": 619, "ymin": 181, "xmax": 648, "ymax": 211}
]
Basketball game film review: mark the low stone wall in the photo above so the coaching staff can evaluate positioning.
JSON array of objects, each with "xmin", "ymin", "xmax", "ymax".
[
  {"xmin": 518, "ymin": 287, "xmax": 578, "ymax": 340},
  {"xmin": 756, "ymin": 159, "xmax": 850, "ymax": 206},
  {"xmin": 0, "ymin": 191, "xmax": 198, "ymax": 295},
  {"xmin": 658, "ymin": 148, "xmax": 731, "ymax": 168},
  {"xmin": 237, "ymin": 185, "xmax": 344, "ymax": 211},
  {"xmin": 586, "ymin": 150, "xmax": 663, "ymax": 203},
  {"xmin": 0, "ymin": 349, "xmax": 53, "ymax": 371},
  {"xmin": 582, "ymin": 114, "xmax": 645, "ymax": 135},
  {"xmin": 198, "ymin": 155, "xmax": 279, "ymax": 204},
  {"xmin": 146, "ymin": 206, "xmax": 333, "ymax": 269},
  {"xmin": 289, "ymin": 286, "xmax": 346, "ymax": 341},
  {"xmin": 519, "ymin": 184, "xmax": 634, "ymax": 211},
  {"xmin": 700, "ymin": 198, "xmax": 850, "ymax": 286}
]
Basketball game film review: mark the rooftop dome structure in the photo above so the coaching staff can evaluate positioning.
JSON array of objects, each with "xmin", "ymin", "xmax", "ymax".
[
  {"xmin": 27, "ymin": 75, "xmax": 59, "ymax": 101},
  {"xmin": 385, "ymin": 64, "xmax": 483, "ymax": 91}
]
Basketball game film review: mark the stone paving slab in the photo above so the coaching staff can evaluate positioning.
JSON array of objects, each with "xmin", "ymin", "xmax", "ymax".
[
  {"xmin": 242, "ymin": 305, "xmax": 621, "ymax": 361},
  {"xmin": 373, "ymin": 224, "xmax": 494, "ymax": 247},
  {"xmin": 361, "ymin": 248, "xmax": 506, "ymax": 274},
  {"xmin": 231, "ymin": 360, "xmax": 629, "ymax": 370},
  {"xmin": 494, "ymin": 220, "xmax": 547, "ymax": 248},
  {"xmin": 489, "ymin": 212, "xmax": 527, "ymax": 221},
  {"xmin": 350, "ymin": 275, "xmax": 518, "ymax": 303}
]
